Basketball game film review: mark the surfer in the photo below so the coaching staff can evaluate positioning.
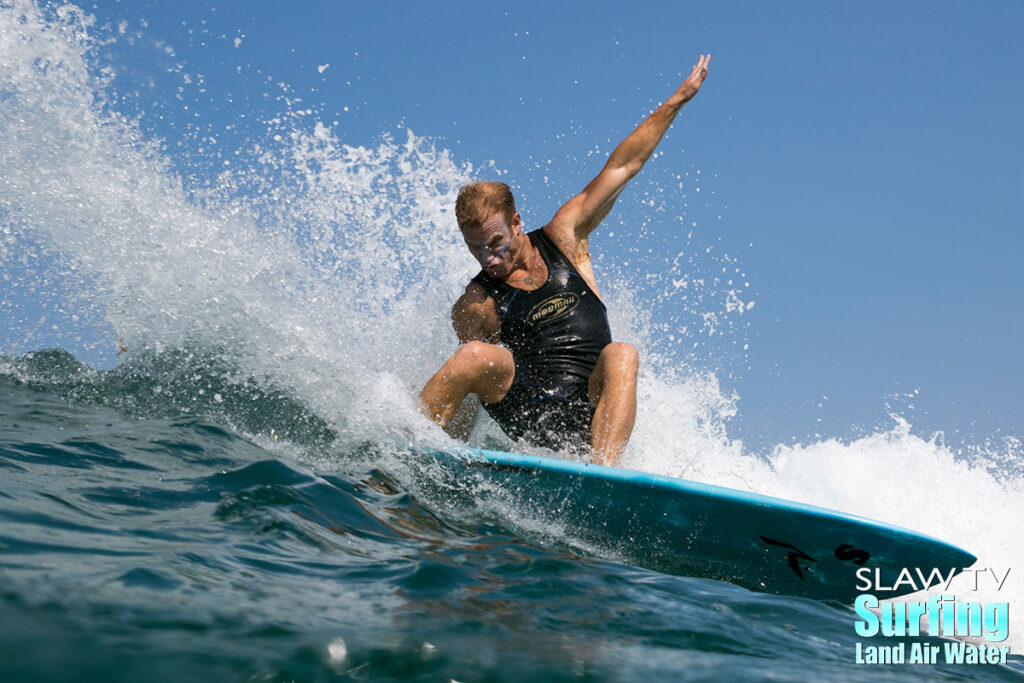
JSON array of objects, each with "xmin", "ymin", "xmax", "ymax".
[{"xmin": 420, "ymin": 54, "xmax": 710, "ymax": 465}]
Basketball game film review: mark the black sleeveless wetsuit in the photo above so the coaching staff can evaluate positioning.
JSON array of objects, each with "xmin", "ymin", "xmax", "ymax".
[{"xmin": 471, "ymin": 229, "xmax": 612, "ymax": 450}]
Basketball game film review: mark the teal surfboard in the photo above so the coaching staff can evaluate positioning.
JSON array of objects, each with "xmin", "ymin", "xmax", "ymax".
[{"xmin": 412, "ymin": 445, "xmax": 976, "ymax": 603}]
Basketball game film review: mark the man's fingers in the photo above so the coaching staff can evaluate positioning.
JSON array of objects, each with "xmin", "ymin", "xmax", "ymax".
[
  {"xmin": 689, "ymin": 54, "xmax": 710, "ymax": 81},
  {"xmin": 680, "ymin": 53, "xmax": 709, "ymax": 96}
]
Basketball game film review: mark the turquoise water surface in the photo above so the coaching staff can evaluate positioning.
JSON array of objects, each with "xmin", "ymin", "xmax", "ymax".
[{"xmin": 2, "ymin": 351, "xmax": 1022, "ymax": 681}]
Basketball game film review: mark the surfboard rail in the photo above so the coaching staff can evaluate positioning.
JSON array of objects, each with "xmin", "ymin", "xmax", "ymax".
[{"xmin": 409, "ymin": 444, "xmax": 977, "ymax": 603}]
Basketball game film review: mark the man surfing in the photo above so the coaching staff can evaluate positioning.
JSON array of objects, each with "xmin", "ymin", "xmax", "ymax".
[{"xmin": 420, "ymin": 54, "xmax": 710, "ymax": 466}]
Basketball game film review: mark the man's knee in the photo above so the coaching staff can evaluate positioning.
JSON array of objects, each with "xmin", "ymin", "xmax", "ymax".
[
  {"xmin": 451, "ymin": 340, "xmax": 506, "ymax": 373},
  {"xmin": 590, "ymin": 342, "xmax": 638, "ymax": 403},
  {"xmin": 602, "ymin": 342, "xmax": 639, "ymax": 377},
  {"xmin": 448, "ymin": 341, "xmax": 514, "ymax": 397}
]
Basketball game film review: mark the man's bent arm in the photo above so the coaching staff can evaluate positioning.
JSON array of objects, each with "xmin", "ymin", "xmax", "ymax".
[
  {"xmin": 451, "ymin": 283, "xmax": 499, "ymax": 345},
  {"xmin": 551, "ymin": 54, "xmax": 710, "ymax": 241},
  {"xmin": 439, "ymin": 283, "xmax": 499, "ymax": 439}
]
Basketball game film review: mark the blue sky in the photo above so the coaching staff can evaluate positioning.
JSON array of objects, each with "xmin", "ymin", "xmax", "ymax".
[{"xmin": 6, "ymin": 0, "xmax": 1024, "ymax": 453}]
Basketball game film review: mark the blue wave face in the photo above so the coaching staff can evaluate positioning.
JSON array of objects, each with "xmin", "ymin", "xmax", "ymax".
[
  {"xmin": 2, "ymin": 347, "xmax": 337, "ymax": 448},
  {"xmin": 3, "ymin": 360, "xmax": 1023, "ymax": 680}
]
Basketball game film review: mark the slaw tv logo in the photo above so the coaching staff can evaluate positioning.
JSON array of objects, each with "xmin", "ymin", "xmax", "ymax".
[
  {"xmin": 853, "ymin": 567, "xmax": 1013, "ymax": 666},
  {"xmin": 528, "ymin": 293, "xmax": 579, "ymax": 324}
]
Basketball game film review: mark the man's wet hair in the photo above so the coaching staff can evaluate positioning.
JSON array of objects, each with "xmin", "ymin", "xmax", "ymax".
[{"xmin": 455, "ymin": 181, "xmax": 517, "ymax": 231}]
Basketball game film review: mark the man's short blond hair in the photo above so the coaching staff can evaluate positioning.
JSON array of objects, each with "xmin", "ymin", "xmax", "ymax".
[{"xmin": 454, "ymin": 182, "xmax": 517, "ymax": 231}]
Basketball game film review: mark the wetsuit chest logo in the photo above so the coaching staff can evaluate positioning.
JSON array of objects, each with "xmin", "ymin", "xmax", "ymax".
[{"xmin": 528, "ymin": 293, "xmax": 580, "ymax": 324}]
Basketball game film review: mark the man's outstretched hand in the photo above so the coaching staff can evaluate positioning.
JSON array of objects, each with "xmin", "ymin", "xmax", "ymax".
[{"xmin": 672, "ymin": 54, "xmax": 710, "ymax": 106}]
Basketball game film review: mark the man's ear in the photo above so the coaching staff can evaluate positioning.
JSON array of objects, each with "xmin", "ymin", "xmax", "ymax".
[{"xmin": 511, "ymin": 212, "xmax": 523, "ymax": 235}]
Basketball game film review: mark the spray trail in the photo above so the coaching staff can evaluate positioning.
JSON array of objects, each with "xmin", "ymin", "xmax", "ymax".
[{"xmin": 0, "ymin": 0, "xmax": 481, "ymax": 445}]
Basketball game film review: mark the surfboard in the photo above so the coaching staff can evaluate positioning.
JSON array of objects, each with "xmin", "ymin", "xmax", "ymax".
[{"xmin": 411, "ymin": 445, "xmax": 976, "ymax": 603}]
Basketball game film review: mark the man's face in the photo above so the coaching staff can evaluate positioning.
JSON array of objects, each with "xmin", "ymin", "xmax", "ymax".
[{"xmin": 462, "ymin": 213, "xmax": 520, "ymax": 279}]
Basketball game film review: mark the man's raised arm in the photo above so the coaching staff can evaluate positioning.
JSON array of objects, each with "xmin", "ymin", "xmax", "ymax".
[{"xmin": 549, "ymin": 54, "xmax": 710, "ymax": 242}]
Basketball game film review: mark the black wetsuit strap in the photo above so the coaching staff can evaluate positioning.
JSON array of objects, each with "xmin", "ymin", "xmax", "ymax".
[{"xmin": 470, "ymin": 229, "xmax": 578, "ymax": 315}]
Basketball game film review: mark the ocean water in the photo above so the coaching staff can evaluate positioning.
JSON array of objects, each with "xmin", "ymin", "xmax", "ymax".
[
  {"xmin": 3, "ymin": 352, "xmax": 1023, "ymax": 682},
  {"xmin": 2, "ymin": 1, "xmax": 1023, "ymax": 680}
]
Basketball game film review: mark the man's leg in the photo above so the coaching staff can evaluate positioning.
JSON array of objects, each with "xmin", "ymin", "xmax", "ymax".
[
  {"xmin": 588, "ymin": 342, "xmax": 639, "ymax": 466},
  {"xmin": 420, "ymin": 341, "xmax": 515, "ymax": 434}
]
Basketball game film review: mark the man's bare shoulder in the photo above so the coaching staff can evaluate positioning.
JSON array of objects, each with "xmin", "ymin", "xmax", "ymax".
[
  {"xmin": 451, "ymin": 281, "xmax": 500, "ymax": 343},
  {"xmin": 453, "ymin": 281, "xmax": 492, "ymax": 312},
  {"xmin": 541, "ymin": 220, "xmax": 588, "ymax": 269}
]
